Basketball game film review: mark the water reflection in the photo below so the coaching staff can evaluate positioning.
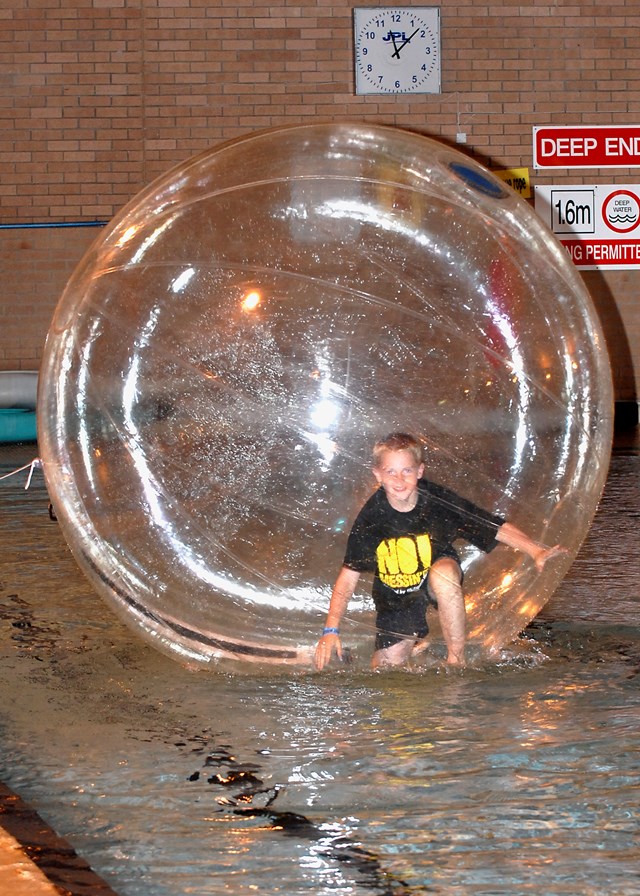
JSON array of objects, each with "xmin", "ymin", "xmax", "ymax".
[{"xmin": 0, "ymin": 440, "xmax": 638, "ymax": 895}]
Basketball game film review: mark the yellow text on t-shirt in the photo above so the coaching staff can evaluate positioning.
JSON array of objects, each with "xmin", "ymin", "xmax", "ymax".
[{"xmin": 376, "ymin": 534, "xmax": 432, "ymax": 591}]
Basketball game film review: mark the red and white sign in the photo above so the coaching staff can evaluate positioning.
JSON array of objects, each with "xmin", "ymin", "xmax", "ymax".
[
  {"xmin": 601, "ymin": 190, "xmax": 640, "ymax": 233},
  {"xmin": 534, "ymin": 184, "xmax": 640, "ymax": 270},
  {"xmin": 533, "ymin": 126, "xmax": 640, "ymax": 169}
]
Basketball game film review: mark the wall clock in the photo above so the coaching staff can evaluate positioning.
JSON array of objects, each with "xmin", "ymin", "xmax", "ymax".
[{"xmin": 353, "ymin": 7, "xmax": 441, "ymax": 95}]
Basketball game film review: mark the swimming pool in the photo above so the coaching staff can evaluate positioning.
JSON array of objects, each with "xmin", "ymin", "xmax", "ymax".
[{"xmin": 1, "ymin": 440, "xmax": 638, "ymax": 895}]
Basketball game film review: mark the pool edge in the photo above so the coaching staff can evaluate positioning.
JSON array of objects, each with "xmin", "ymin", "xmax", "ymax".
[{"xmin": 0, "ymin": 781, "xmax": 120, "ymax": 896}]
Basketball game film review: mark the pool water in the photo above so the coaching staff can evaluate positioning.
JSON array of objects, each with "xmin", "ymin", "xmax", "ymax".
[{"xmin": 1, "ymin": 442, "xmax": 639, "ymax": 896}]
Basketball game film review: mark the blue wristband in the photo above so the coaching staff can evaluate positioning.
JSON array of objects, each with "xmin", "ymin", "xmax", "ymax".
[{"xmin": 322, "ymin": 626, "xmax": 340, "ymax": 635}]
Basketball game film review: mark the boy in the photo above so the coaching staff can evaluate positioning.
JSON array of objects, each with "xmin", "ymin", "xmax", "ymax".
[{"xmin": 314, "ymin": 432, "xmax": 565, "ymax": 670}]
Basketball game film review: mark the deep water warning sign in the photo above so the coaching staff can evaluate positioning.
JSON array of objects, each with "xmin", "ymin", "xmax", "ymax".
[{"xmin": 534, "ymin": 184, "xmax": 640, "ymax": 270}]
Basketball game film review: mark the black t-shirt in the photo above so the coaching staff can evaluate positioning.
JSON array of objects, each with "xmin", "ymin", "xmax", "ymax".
[{"xmin": 343, "ymin": 478, "xmax": 504, "ymax": 609}]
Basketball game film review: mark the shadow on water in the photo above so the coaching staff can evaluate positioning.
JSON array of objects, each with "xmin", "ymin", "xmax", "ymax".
[{"xmin": 180, "ymin": 740, "xmax": 429, "ymax": 895}]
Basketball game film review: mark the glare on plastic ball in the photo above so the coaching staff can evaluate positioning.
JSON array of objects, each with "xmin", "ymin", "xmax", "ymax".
[{"xmin": 37, "ymin": 123, "xmax": 613, "ymax": 668}]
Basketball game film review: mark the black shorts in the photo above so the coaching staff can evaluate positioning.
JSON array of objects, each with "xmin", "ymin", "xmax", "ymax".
[
  {"xmin": 374, "ymin": 590, "xmax": 433, "ymax": 651},
  {"xmin": 373, "ymin": 554, "xmax": 463, "ymax": 651}
]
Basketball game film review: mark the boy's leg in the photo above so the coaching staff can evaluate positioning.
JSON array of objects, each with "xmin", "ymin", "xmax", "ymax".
[
  {"xmin": 427, "ymin": 557, "xmax": 466, "ymax": 665},
  {"xmin": 372, "ymin": 595, "xmax": 428, "ymax": 669},
  {"xmin": 371, "ymin": 638, "xmax": 415, "ymax": 669}
]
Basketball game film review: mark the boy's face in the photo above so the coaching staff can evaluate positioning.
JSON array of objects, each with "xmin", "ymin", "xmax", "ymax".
[{"xmin": 373, "ymin": 448, "xmax": 424, "ymax": 512}]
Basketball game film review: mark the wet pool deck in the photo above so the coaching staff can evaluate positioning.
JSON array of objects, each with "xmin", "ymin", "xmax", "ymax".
[{"xmin": 1, "ymin": 419, "xmax": 638, "ymax": 896}]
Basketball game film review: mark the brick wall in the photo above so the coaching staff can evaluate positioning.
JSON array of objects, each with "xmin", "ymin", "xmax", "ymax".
[{"xmin": 0, "ymin": 0, "xmax": 638, "ymax": 406}]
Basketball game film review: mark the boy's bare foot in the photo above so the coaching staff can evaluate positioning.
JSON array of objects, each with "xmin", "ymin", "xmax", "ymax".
[{"xmin": 410, "ymin": 637, "xmax": 430, "ymax": 657}]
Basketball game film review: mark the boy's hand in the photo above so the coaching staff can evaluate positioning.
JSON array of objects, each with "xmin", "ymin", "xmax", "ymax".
[{"xmin": 314, "ymin": 632, "xmax": 342, "ymax": 670}]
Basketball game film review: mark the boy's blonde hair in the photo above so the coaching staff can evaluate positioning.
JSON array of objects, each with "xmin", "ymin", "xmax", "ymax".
[{"xmin": 372, "ymin": 432, "xmax": 424, "ymax": 468}]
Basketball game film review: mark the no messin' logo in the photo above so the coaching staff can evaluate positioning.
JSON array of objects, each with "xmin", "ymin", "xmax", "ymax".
[
  {"xmin": 602, "ymin": 190, "xmax": 640, "ymax": 234},
  {"xmin": 376, "ymin": 533, "xmax": 432, "ymax": 592}
]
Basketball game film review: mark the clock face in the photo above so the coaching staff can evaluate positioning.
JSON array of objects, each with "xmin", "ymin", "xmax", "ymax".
[{"xmin": 354, "ymin": 7, "xmax": 441, "ymax": 95}]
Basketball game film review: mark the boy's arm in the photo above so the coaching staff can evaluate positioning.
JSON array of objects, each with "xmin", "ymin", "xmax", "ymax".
[
  {"xmin": 314, "ymin": 566, "xmax": 361, "ymax": 671},
  {"xmin": 496, "ymin": 521, "xmax": 567, "ymax": 571}
]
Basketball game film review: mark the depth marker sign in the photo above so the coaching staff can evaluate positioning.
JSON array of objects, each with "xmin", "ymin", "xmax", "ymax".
[
  {"xmin": 534, "ymin": 184, "xmax": 640, "ymax": 270},
  {"xmin": 533, "ymin": 125, "xmax": 640, "ymax": 168}
]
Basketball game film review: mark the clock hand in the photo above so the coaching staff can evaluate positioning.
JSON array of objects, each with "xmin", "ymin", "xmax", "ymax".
[{"xmin": 391, "ymin": 27, "xmax": 420, "ymax": 59}]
